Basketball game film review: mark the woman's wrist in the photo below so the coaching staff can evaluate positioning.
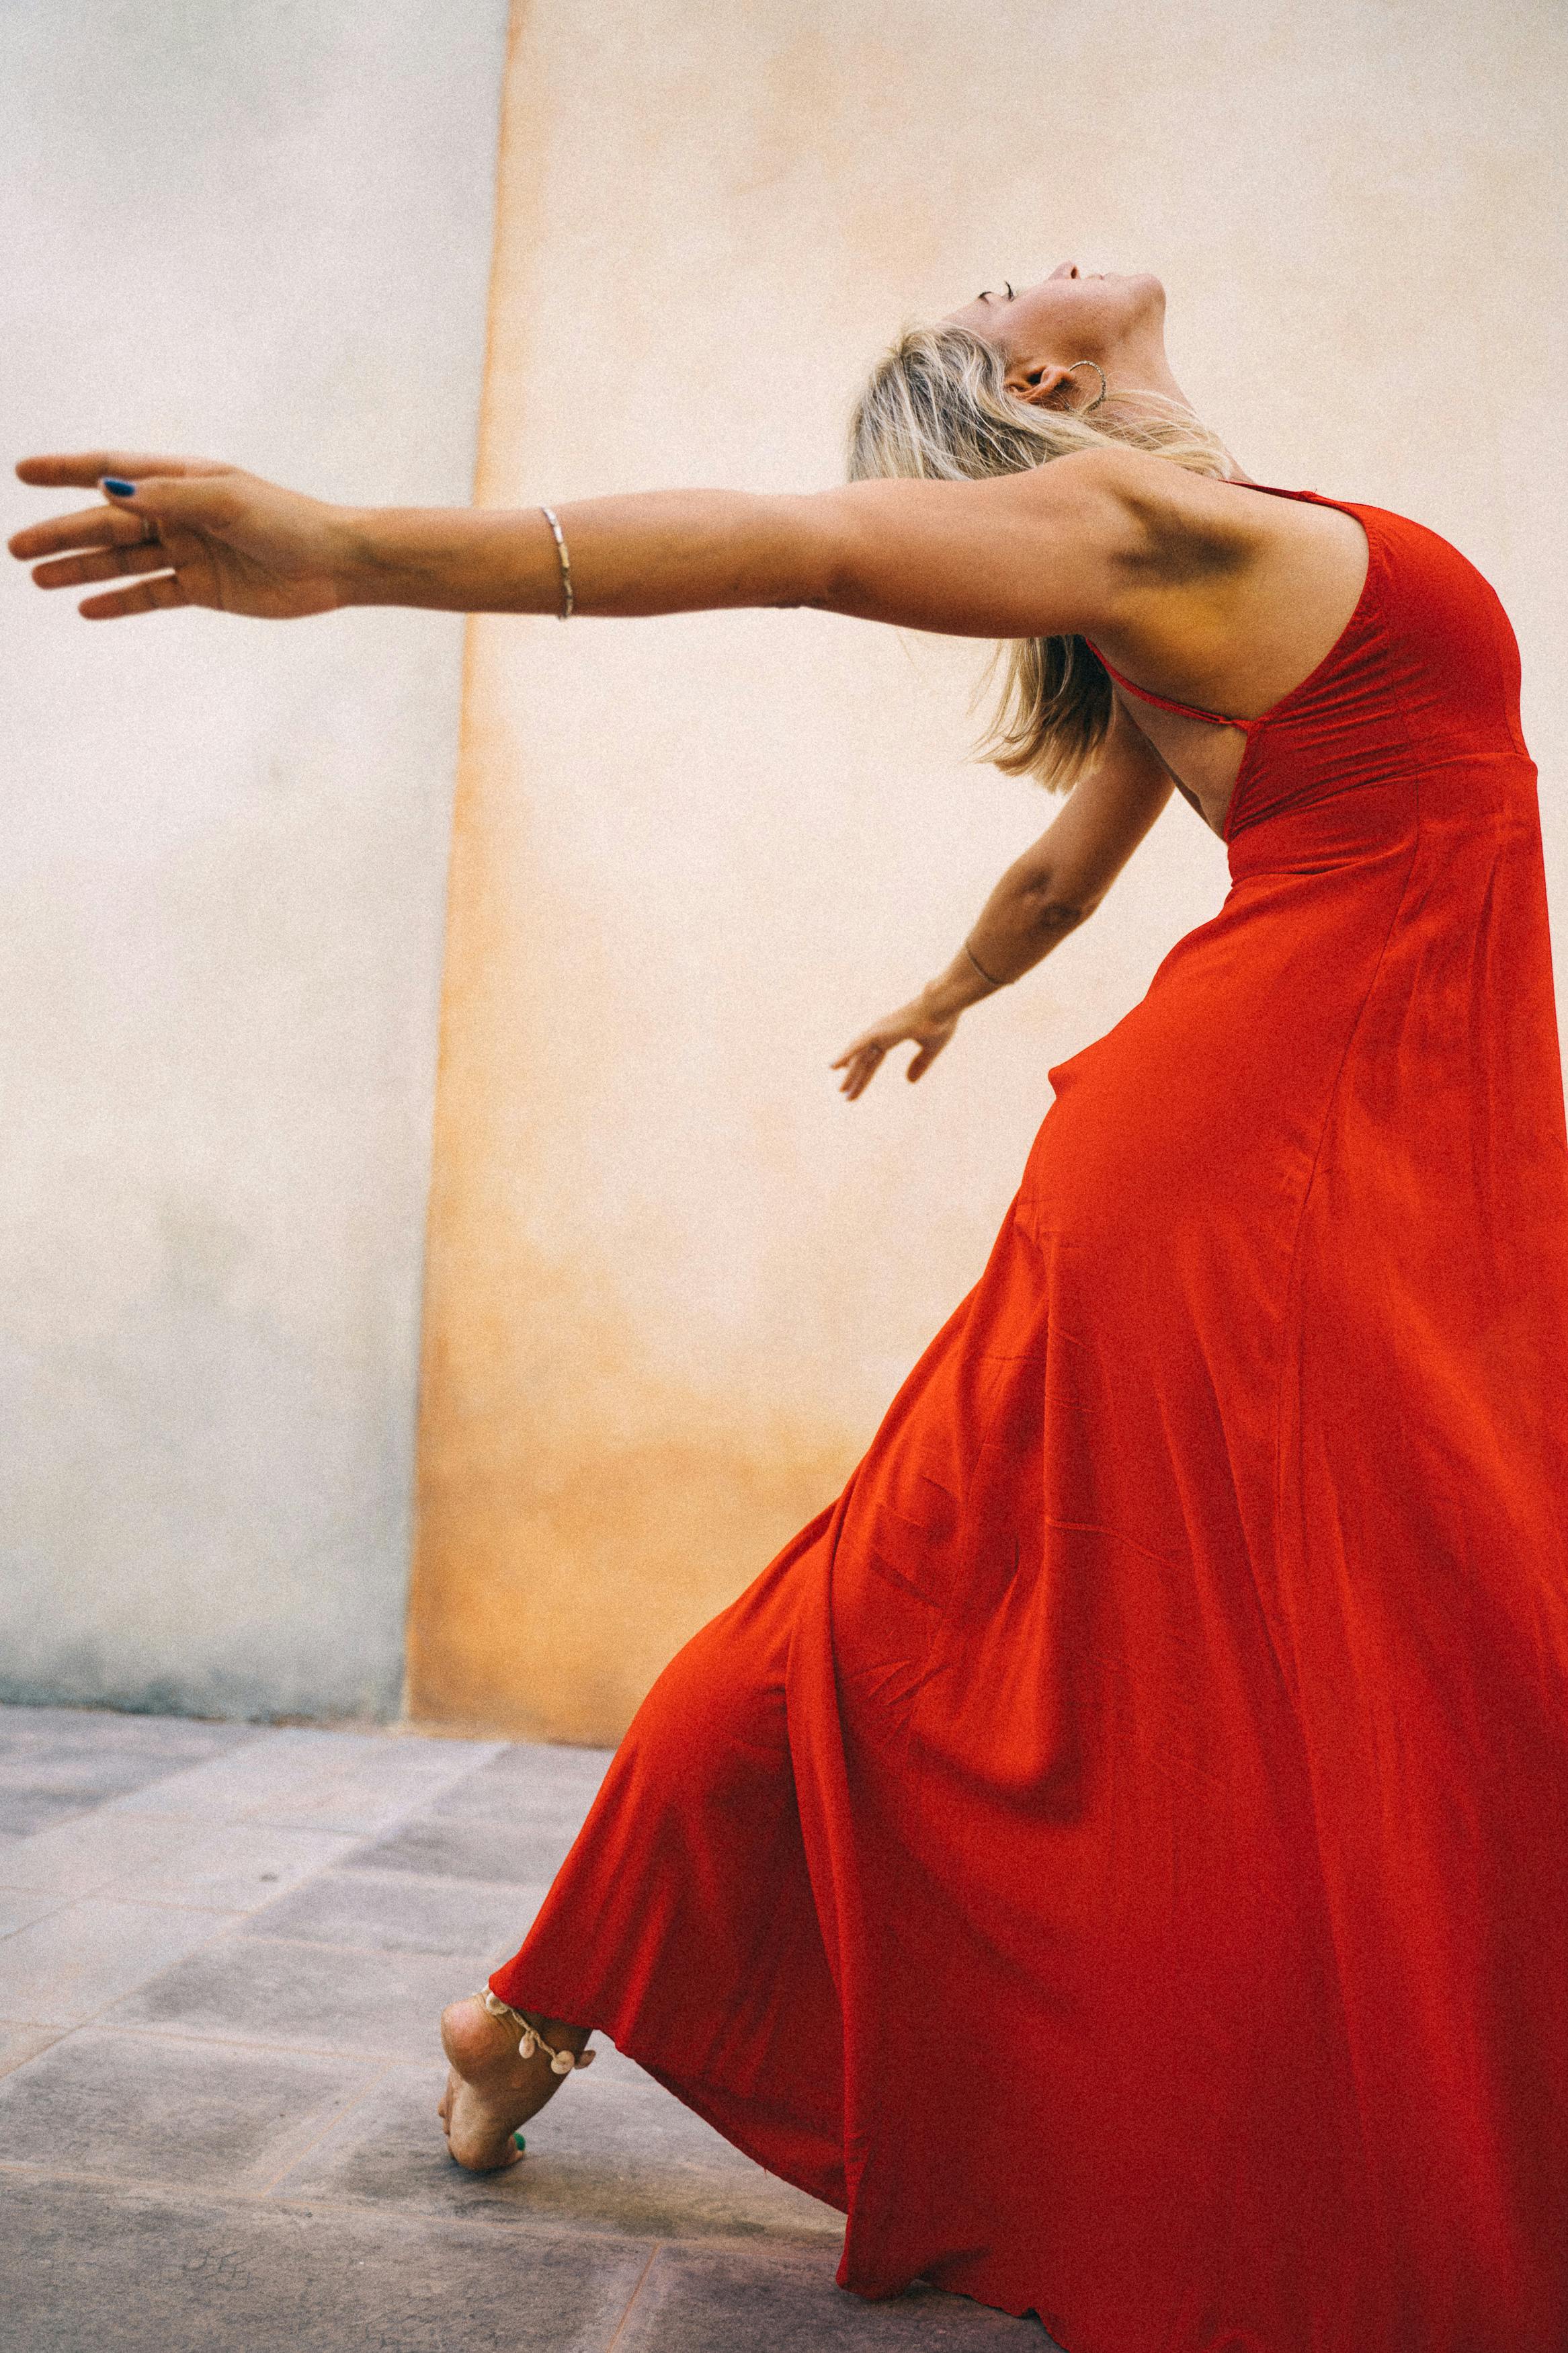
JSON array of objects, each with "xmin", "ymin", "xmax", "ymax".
[
  {"xmin": 333, "ymin": 506, "xmax": 556, "ymax": 615},
  {"xmin": 331, "ymin": 506, "xmax": 414, "ymax": 608},
  {"xmin": 924, "ymin": 957, "xmax": 997, "ymax": 1021},
  {"xmin": 334, "ymin": 506, "xmax": 481, "ymax": 612}
]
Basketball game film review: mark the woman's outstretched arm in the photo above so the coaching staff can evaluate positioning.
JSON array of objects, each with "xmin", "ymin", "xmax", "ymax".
[
  {"xmin": 8, "ymin": 446, "xmax": 1241, "ymax": 640},
  {"xmin": 833, "ymin": 699, "xmax": 1173, "ymax": 1099}
]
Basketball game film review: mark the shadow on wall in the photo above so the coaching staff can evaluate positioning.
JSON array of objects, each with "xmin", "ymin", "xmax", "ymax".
[{"xmin": 409, "ymin": 1237, "xmax": 856, "ymax": 1745}]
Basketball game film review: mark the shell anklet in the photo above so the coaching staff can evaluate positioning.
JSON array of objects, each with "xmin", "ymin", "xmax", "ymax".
[{"xmin": 481, "ymin": 1987, "xmax": 595, "ymax": 2077}]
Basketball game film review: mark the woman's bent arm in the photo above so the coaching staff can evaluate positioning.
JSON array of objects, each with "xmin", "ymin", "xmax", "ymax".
[{"xmin": 833, "ymin": 703, "xmax": 1173, "ymax": 1098}]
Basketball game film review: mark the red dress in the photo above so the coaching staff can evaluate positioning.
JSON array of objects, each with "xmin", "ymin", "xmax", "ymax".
[{"xmin": 491, "ymin": 492, "xmax": 1568, "ymax": 2352}]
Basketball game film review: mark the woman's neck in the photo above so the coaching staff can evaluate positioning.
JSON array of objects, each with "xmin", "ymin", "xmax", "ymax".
[{"xmin": 1104, "ymin": 343, "xmax": 1252, "ymax": 484}]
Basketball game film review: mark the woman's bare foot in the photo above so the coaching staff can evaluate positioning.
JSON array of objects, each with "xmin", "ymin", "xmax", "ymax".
[{"xmin": 436, "ymin": 1995, "xmax": 590, "ymax": 2173}]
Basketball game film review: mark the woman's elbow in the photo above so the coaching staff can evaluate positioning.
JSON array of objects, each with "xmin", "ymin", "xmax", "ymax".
[{"xmin": 1022, "ymin": 883, "xmax": 1096, "ymax": 939}]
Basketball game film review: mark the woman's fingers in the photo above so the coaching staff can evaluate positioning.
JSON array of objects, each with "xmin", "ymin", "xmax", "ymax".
[
  {"xmin": 832, "ymin": 1038, "xmax": 882, "ymax": 1072},
  {"xmin": 832, "ymin": 1025, "xmax": 898, "ymax": 1068},
  {"xmin": 835, "ymin": 1043, "xmax": 889, "ymax": 1101},
  {"xmin": 8, "ymin": 501, "xmax": 155, "ymax": 562},
  {"xmin": 14, "ymin": 452, "xmax": 222, "ymax": 489},
  {"xmin": 77, "ymin": 571, "xmax": 190, "ymax": 621},
  {"xmin": 29, "ymin": 536, "xmax": 172, "ymax": 590}
]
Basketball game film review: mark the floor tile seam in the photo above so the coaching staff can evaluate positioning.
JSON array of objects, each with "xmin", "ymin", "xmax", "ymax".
[
  {"xmin": 285, "ymin": 1863, "xmax": 552, "ymax": 1895},
  {"xmin": 249, "ymin": 2055, "xmax": 404, "ymax": 2195},
  {"xmin": 358, "ymin": 1804, "xmax": 595, "ymax": 1823},
  {"xmin": 7, "ymin": 1806, "xmax": 573, "ymax": 1839},
  {"xmin": 0, "ymin": 2030, "xmax": 65, "ymax": 2077},
  {"xmin": 0, "ymin": 1897, "xmax": 73, "ymax": 1935},
  {"xmin": 0, "ymin": 1722, "xmax": 277, "ymax": 1745},
  {"xmin": 13, "ymin": 1870, "xmax": 376, "ymax": 1903},
  {"xmin": 3, "ymin": 1825, "xmax": 365, "ymax": 1855},
  {"xmin": 12, "ymin": 2018, "xmax": 424, "ymax": 2067},
  {"xmin": 603, "ymin": 2240, "xmax": 664, "ymax": 2347},
  {"xmin": 108, "ymin": 1738, "xmax": 511, "ymax": 1802},
  {"xmin": 97, "ymin": 1791, "xmax": 403, "ymax": 1824},
  {"xmin": 335, "ymin": 1859, "xmax": 566, "ymax": 1888},
  {"xmin": 73, "ymin": 2019, "xmax": 442, "ymax": 2063},
  {"xmin": 243, "ymin": 1936, "xmax": 522, "ymax": 1965},
  {"xmin": 67, "ymin": 1806, "xmax": 380, "ymax": 1841},
  {"xmin": 3, "ymin": 1914, "xmax": 270, "ymax": 2032},
  {"xmin": 0, "ymin": 2153, "xmax": 671, "ymax": 2253},
  {"xmin": 0, "ymin": 1901, "xmax": 251, "ymax": 2014},
  {"xmin": 0, "ymin": 1886, "xmax": 259, "ymax": 1915},
  {"xmin": 232, "ymin": 1808, "xmax": 452, "ymax": 1835},
  {"xmin": 217, "ymin": 1926, "xmax": 497, "ymax": 1965},
  {"xmin": 111, "ymin": 1798, "xmax": 487, "ymax": 1817}
]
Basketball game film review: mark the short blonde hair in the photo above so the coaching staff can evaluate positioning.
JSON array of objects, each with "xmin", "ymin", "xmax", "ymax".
[{"xmin": 847, "ymin": 323, "xmax": 1232, "ymax": 791}]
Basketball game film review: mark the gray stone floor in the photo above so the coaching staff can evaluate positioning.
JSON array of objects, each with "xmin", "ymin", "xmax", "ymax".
[{"xmin": 0, "ymin": 1702, "xmax": 1048, "ymax": 2350}]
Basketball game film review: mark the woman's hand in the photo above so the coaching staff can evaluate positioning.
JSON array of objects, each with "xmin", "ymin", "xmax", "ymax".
[
  {"xmin": 8, "ymin": 453, "xmax": 356, "ymax": 621},
  {"xmin": 832, "ymin": 983, "xmax": 971, "ymax": 1101}
]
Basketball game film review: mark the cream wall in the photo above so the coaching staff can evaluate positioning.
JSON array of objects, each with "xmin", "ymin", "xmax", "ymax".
[
  {"xmin": 410, "ymin": 0, "xmax": 1568, "ymax": 1745},
  {"xmin": 1, "ymin": 0, "xmax": 509, "ymax": 1718}
]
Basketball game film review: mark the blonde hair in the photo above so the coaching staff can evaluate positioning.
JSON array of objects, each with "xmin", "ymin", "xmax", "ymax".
[{"xmin": 846, "ymin": 323, "xmax": 1232, "ymax": 791}]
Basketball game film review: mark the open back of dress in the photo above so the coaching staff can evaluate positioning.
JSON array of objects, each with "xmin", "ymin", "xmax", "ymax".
[{"xmin": 493, "ymin": 495, "xmax": 1568, "ymax": 2353}]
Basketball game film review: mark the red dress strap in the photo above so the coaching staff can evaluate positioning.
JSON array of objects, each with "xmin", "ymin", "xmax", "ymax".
[{"xmin": 1084, "ymin": 643, "xmax": 1255, "ymax": 732}]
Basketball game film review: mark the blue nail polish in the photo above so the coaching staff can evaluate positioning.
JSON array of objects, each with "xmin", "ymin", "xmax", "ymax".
[{"xmin": 102, "ymin": 477, "xmax": 136, "ymax": 496}]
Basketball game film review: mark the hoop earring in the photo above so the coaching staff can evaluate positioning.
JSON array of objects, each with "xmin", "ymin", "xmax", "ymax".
[{"xmin": 1064, "ymin": 360, "xmax": 1108, "ymax": 412}]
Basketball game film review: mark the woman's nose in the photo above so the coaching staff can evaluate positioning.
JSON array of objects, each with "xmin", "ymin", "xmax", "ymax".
[{"xmin": 1049, "ymin": 262, "xmax": 1080, "ymax": 280}]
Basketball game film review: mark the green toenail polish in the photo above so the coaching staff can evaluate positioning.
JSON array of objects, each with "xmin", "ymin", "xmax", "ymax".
[{"xmin": 513, "ymin": 2131, "xmax": 526, "ymax": 2151}]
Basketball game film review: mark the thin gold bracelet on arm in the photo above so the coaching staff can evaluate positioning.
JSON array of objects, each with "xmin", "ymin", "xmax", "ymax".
[
  {"xmin": 540, "ymin": 506, "xmax": 573, "ymax": 619},
  {"xmin": 964, "ymin": 938, "xmax": 1007, "ymax": 990}
]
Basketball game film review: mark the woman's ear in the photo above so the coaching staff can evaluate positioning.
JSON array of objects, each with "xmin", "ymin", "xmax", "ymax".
[{"xmin": 1005, "ymin": 360, "xmax": 1082, "ymax": 409}]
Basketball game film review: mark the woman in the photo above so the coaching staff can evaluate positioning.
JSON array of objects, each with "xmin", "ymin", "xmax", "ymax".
[{"xmin": 12, "ymin": 264, "xmax": 1568, "ymax": 2353}]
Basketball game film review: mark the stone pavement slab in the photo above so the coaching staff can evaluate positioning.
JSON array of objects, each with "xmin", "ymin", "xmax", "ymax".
[
  {"xmin": 105, "ymin": 1931, "xmax": 481, "ymax": 2059},
  {"xmin": 0, "ymin": 1808, "xmax": 358, "ymax": 1906},
  {"xmin": 0, "ymin": 1807, "xmax": 229, "ymax": 1899},
  {"xmin": 428, "ymin": 1741, "xmax": 613, "ymax": 1818},
  {"xmin": 0, "ymin": 2174, "xmax": 653, "ymax": 2353},
  {"xmin": 105, "ymin": 1725, "xmax": 413, "ymax": 1821},
  {"xmin": 245, "ymin": 1863, "xmax": 546, "ymax": 1959},
  {"xmin": 113, "ymin": 1725, "xmax": 505, "ymax": 1835},
  {"xmin": 0, "ymin": 1896, "xmax": 241, "ymax": 2027},
  {"xmin": 0, "ymin": 2026, "xmax": 383, "ymax": 2190},
  {"xmin": 0, "ymin": 1713, "xmax": 264, "ymax": 1837},
  {"xmin": 341, "ymin": 1806, "xmax": 584, "ymax": 1886}
]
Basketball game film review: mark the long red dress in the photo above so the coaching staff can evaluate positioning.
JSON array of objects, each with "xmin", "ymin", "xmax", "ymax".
[{"xmin": 491, "ymin": 491, "xmax": 1568, "ymax": 2352}]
